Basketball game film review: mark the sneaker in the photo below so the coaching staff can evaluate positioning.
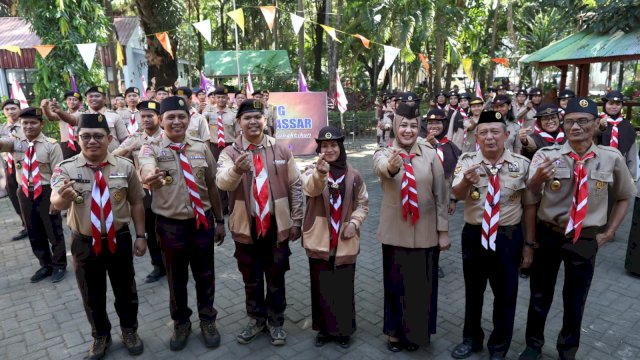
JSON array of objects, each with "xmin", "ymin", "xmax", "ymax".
[
  {"xmin": 336, "ymin": 336, "xmax": 351, "ymax": 349},
  {"xmin": 12, "ymin": 228, "xmax": 28, "ymax": 241},
  {"xmin": 169, "ymin": 322, "xmax": 191, "ymax": 351},
  {"xmin": 87, "ymin": 335, "xmax": 112, "ymax": 360},
  {"xmin": 236, "ymin": 318, "xmax": 266, "ymax": 344},
  {"xmin": 200, "ymin": 319, "xmax": 221, "ymax": 348},
  {"xmin": 30, "ymin": 267, "xmax": 52, "ymax": 283},
  {"xmin": 315, "ymin": 332, "xmax": 331, "ymax": 347},
  {"xmin": 145, "ymin": 266, "xmax": 166, "ymax": 283},
  {"xmin": 518, "ymin": 346, "xmax": 542, "ymax": 360},
  {"xmin": 267, "ymin": 324, "xmax": 287, "ymax": 346},
  {"xmin": 51, "ymin": 268, "xmax": 66, "ymax": 283},
  {"xmin": 121, "ymin": 328, "xmax": 144, "ymax": 355}
]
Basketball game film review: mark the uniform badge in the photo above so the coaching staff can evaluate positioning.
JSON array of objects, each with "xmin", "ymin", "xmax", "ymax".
[
  {"xmin": 178, "ymin": 99, "xmax": 185, "ymax": 106},
  {"xmin": 164, "ymin": 175, "xmax": 173, "ymax": 185},
  {"xmin": 15, "ymin": 162, "xmax": 22, "ymax": 169},
  {"xmin": 331, "ymin": 183, "xmax": 339, "ymax": 189},
  {"xmin": 75, "ymin": 195, "xmax": 84, "ymax": 204},
  {"xmin": 325, "ymin": 132, "xmax": 332, "ymax": 139},
  {"xmin": 113, "ymin": 190, "xmax": 123, "ymax": 203},
  {"xmin": 509, "ymin": 193, "xmax": 519, "ymax": 202},
  {"xmin": 196, "ymin": 169, "xmax": 204, "ymax": 180},
  {"xmin": 579, "ymin": 99, "xmax": 589, "ymax": 108},
  {"xmin": 596, "ymin": 180, "xmax": 606, "ymax": 190},
  {"xmin": 550, "ymin": 179, "xmax": 561, "ymax": 191},
  {"xmin": 495, "ymin": 112, "xmax": 502, "ymax": 119},
  {"xmin": 470, "ymin": 189, "xmax": 481, "ymax": 201}
]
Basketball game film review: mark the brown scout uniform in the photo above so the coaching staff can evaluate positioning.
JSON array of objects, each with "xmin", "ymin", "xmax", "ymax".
[
  {"xmin": 187, "ymin": 110, "xmax": 211, "ymax": 142},
  {"xmin": 117, "ymin": 108, "xmax": 143, "ymax": 133}
]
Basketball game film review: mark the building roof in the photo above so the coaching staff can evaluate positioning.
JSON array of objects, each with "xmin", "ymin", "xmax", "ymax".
[
  {"xmin": 113, "ymin": 16, "xmax": 141, "ymax": 45},
  {"xmin": 204, "ymin": 50, "xmax": 292, "ymax": 77},
  {"xmin": 520, "ymin": 28, "xmax": 640, "ymax": 67},
  {"xmin": 0, "ymin": 17, "xmax": 41, "ymax": 48}
]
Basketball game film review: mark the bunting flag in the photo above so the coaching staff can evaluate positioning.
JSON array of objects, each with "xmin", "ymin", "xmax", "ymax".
[
  {"xmin": 76, "ymin": 43, "xmax": 97, "ymax": 69},
  {"xmin": 335, "ymin": 70, "xmax": 348, "ymax": 113},
  {"xmin": 353, "ymin": 34, "xmax": 370, "ymax": 49},
  {"xmin": 1, "ymin": 46, "xmax": 22, "ymax": 56},
  {"xmin": 192, "ymin": 19, "xmax": 212, "ymax": 45},
  {"xmin": 246, "ymin": 70, "xmax": 254, "ymax": 96},
  {"xmin": 298, "ymin": 69, "xmax": 308, "ymax": 92},
  {"xmin": 155, "ymin": 32, "xmax": 174, "ymax": 59},
  {"xmin": 259, "ymin": 6, "xmax": 277, "ymax": 31},
  {"xmin": 290, "ymin": 13, "xmax": 305, "ymax": 35},
  {"xmin": 200, "ymin": 71, "xmax": 215, "ymax": 94},
  {"xmin": 418, "ymin": 53, "xmax": 430, "ymax": 73},
  {"xmin": 383, "ymin": 45, "xmax": 400, "ymax": 71},
  {"xmin": 320, "ymin": 24, "xmax": 340, "ymax": 42},
  {"xmin": 69, "ymin": 70, "xmax": 78, "ymax": 92},
  {"xmin": 34, "ymin": 45, "xmax": 55, "ymax": 59},
  {"xmin": 462, "ymin": 58, "xmax": 473, "ymax": 80},
  {"xmin": 116, "ymin": 41, "xmax": 124, "ymax": 68},
  {"xmin": 141, "ymin": 75, "xmax": 148, "ymax": 98},
  {"xmin": 227, "ymin": 8, "xmax": 245, "ymax": 33},
  {"xmin": 475, "ymin": 82, "xmax": 483, "ymax": 100},
  {"xmin": 10, "ymin": 77, "xmax": 28, "ymax": 109},
  {"xmin": 492, "ymin": 57, "xmax": 509, "ymax": 68}
]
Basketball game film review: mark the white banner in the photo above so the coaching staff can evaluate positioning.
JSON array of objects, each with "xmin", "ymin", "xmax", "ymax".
[
  {"xmin": 335, "ymin": 70, "xmax": 348, "ymax": 113},
  {"xmin": 290, "ymin": 13, "xmax": 306, "ymax": 35},
  {"xmin": 76, "ymin": 43, "xmax": 97, "ymax": 69},
  {"xmin": 383, "ymin": 45, "xmax": 401, "ymax": 71},
  {"xmin": 192, "ymin": 19, "xmax": 212, "ymax": 45}
]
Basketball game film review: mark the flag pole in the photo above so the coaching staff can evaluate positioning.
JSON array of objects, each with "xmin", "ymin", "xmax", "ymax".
[{"xmin": 232, "ymin": 0, "xmax": 241, "ymax": 88}]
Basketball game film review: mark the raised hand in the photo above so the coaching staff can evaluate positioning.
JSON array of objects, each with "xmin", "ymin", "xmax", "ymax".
[
  {"xmin": 316, "ymin": 153, "xmax": 329, "ymax": 174},
  {"xmin": 57, "ymin": 179, "xmax": 78, "ymax": 202},
  {"xmin": 144, "ymin": 167, "xmax": 165, "ymax": 188},
  {"xmin": 233, "ymin": 151, "xmax": 252, "ymax": 174},
  {"xmin": 387, "ymin": 149, "xmax": 403, "ymax": 174},
  {"xmin": 462, "ymin": 164, "xmax": 482, "ymax": 185}
]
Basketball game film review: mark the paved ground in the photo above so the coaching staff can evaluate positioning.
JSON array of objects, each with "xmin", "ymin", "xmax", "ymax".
[{"xmin": 1, "ymin": 143, "xmax": 639, "ymax": 360}]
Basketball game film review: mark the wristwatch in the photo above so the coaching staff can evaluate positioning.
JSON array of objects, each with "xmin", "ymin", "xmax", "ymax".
[
  {"xmin": 136, "ymin": 233, "xmax": 147, "ymax": 240},
  {"xmin": 524, "ymin": 240, "xmax": 538, "ymax": 248},
  {"xmin": 215, "ymin": 219, "xmax": 224, "ymax": 225}
]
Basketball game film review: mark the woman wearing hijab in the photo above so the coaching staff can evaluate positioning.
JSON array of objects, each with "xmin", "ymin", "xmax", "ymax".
[
  {"xmin": 519, "ymin": 103, "xmax": 566, "ymax": 160},
  {"xmin": 373, "ymin": 92, "xmax": 450, "ymax": 352},
  {"xmin": 301, "ymin": 126, "xmax": 369, "ymax": 349},
  {"xmin": 445, "ymin": 92, "xmax": 472, "ymax": 150}
]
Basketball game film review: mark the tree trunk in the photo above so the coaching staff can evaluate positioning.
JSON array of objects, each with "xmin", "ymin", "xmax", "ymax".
[
  {"xmin": 326, "ymin": 0, "xmax": 334, "ymax": 94},
  {"xmin": 312, "ymin": 0, "xmax": 326, "ymax": 82},
  {"xmin": 487, "ymin": 0, "xmax": 500, "ymax": 87},
  {"xmin": 507, "ymin": 2, "xmax": 516, "ymax": 54},
  {"xmin": 617, "ymin": 61, "xmax": 625, "ymax": 91},
  {"xmin": 104, "ymin": 0, "xmax": 122, "ymax": 95},
  {"xmin": 328, "ymin": 0, "xmax": 342, "ymax": 96},
  {"xmin": 444, "ymin": 61, "xmax": 453, "ymax": 91},
  {"xmin": 196, "ymin": 0, "xmax": 203, "ymax": 70},
  {"xmin": 297, "ymin": 0, "xmax": 304, "ymax": 72},
  {"xmin": 220, "ymin": 1, "xmax": 227, "ymax": 49}
]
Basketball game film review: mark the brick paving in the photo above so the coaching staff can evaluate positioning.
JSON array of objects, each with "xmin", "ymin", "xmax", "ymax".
[{"xmin": 0, "ymin": 143, "xmax": 638, "ymax": 360}]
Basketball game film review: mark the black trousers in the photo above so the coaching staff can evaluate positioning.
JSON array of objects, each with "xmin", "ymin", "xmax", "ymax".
[
  {"xmin": 461, "ymin": 223, "xmax": 522, "ymax": 357},
  {"xmin": 156, "ymin": 211, "xmax": 217, "ymax": 326},
  {"xmin": 626, "ymin": 197, "xmax": 640, "ymax": 275},
  {"xmin": 143, "ymin": 191, "xmax": 163, "ymax": 269},
  {"xmin": 60, "ymin": 141, "xmax": 80, "ymax": 160},
  {"xmin": 17, "ymin": 185, "xmax": 66, "ymax": 269},
  {"xmin": 524, "ymin": 223, "xmax": 599, "ymax": 359},
  {"xmin": 72, "ymin": 228, "xmax": 139, "ymax": 338},
  {"xmin": 234, "ymin": 220, "xmax": 290, "ymax": 326},
  {"xmin": 209, "ymin": 142, "xmax": 231, "ymax": 211},
  {"xmin": 309, "ymin": 257, "xmax": 356, "ymax": 337},
  {"xmin": 5, "ymin": 163, "xmax": 24, "ymax": 226}
]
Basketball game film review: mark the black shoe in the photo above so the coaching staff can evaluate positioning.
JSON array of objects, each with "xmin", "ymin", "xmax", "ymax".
[
  {"xmin": 438, "ymin": 267, "xmax": 445, "ymax": 278},
  {"xmin": 315, "ymin": 332, "xmax": 331, "ymax": 347},
  {"xmin": 121, "ymin": 328, "xmax": 144, "ymax": 356},
  {"xmin": 519, "ymin": 347, "xmax": 542, "ymax": 360},
  {"xmin": 87, "ymin": 335, "xmax": 112, "ymax": 360},
  {"xmin": 387, "ymin": 339, "xmax": 403, "ymax": 352},
  {"xmin": 145, "ymin": 266, "xmax": 166, "ymax": 283},
  {"xmin": 490, "ymin": 356, "xmax": 505, "ymax": 360},
  {"xmin": 337, "ymin": 336, "xmax": 351, "ymax": 349},
  {"xmin": 451, "ymin": 340, "xmax": 483, "ymax": 359},
  {"xmin": 170, "ymin": 322, "xmax": 191, "ymax": 351},
  {"xmin": 200, "ymin": 319, "xmax": 221, "ymax": 348},
  {"xmin": 12, "ymin": 228, "xmax": 28, "ymax": 241},
  {"xmin": 403, "ymin": 342, "xmax": 419, "ymax": 351},
  {"xmin": 51, "ymin": 268, "xmax": 66, "ymax": 283},
  {"xmin": 30, "ymin": 267, "xmax": 52, "ymax": 283}
]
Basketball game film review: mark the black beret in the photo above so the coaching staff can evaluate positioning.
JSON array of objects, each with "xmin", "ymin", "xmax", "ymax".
[
  {"xmin": 1, "ymin": 99, "xmax": 21, "ymax": 109},
  {"xmin": 496, "ymin": 84, "xmax": 506, "ymax": 91},
  {"xmin": 160, "ymin": 96, "xmax": 190, "ymax": 114},
  {"xmin": 235, "ymin": 89, "xmax": 247, "ymax": 96},
  {"xmin": 125, "ymin": 87, "xmax": 140, "ymax": 96},
  {"xmin": 156, "ymin": 86, "xmax": 172, "ymax": 94},
  {"xmin": 400, "ymin": 92, "xmax": 419, "ymax": 102},
  {"xmin": 424, "ymin": 109, "xmax": 446, "ymax": 120},
  {"xmin": 209, "ymin": 86, "xmax": 229, "ymax": 97},
  {"xmin": 558, "ymin": 89, "xmax": 575, "ymax": 99},
  {"xmin": 435, "ymin": 91, "xmax": 448, "ymax": 98},
  {"xmin": 195, "ymin": 88, "xmax": 206, "ymax": 95},
  {"xmin": 447, "ymin": 91, "xmax": 459, "ymax": 98},
  {"xmin": 601, "ymin": 90, "xmax": 624, "ymax": 103},
  {"xmin": 477, "ymin": 111, "xmax": 506, "ymax": 125},
  {"xmin": 260, "ymin": 90, "xmax": 270, "ymax": 95},
  {"xmin": 137, "ymin": 100, "xmax": 161, "ymax": 113},
  {"xmin": 534, "ymin": 103, "xmax": 561, "ymax": 118},
  {"xmin": 173, "ymin": 87, "xmax": 192, "ymax": 97},
  {"xmin": 487, "ymin": 86, "xmax": 495, "ymax": 92},
  {"xmin": 19, "ymin": 107, "xmax": 43, "ymax": 120},
  {"xmin": 252, "ymin": 90, "xmax": 262, "ymax": 96},
  {"xmin": 315, "ymin": 126, "xmax": 344, "ymax": 143},
  {"xmin": 528, "ymin": 87, "xmax": 542, "ymax": 96},
  {"xmin": 78, "ymin": 113, "xmax": 109, "ymax": 131},
  {"xmin": 493, "ymin": 94, "xmax": 511, "ymax": 105},
  {"xmin": 395, "ymin": 101, "xmax": 420, "ymax": 119},
  {"xmin": 469, "ymin": 97, "xmax": 485, "ymax": 105},
  {"xmin": 565, "ymin": 97, "xmax": 598, "ymax": 117},
  {"xmin": 458, "ymin": 92, "xmax": 471, "ymax": 100},
  {"xmin": 236, "ymin": 99, "xmax": 264, "ymax": 118},
  {"xmin": 85, "ymin": 86, "xmax": 106, "ymax": 96},
  {"xmin": 515, "ymin": 89, "xmax": 527, "ymax": 96},
  {"xmin": 64, "ymin": 91, "xmax": 82, "ymax": 100}
]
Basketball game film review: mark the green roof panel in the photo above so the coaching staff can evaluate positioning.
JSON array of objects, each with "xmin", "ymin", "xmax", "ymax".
[{"xmin": 204, "ymin": 50, "xmax": 292, "ymax": 77}]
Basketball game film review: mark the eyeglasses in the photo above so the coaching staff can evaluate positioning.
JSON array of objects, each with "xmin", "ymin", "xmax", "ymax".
[
  {"xmin": 78, "ymin": 134, "xmax": 106, "ymax": 142},
  {"xmin": 563, "ymin": 118, "xmax": 594, "ymax": 128}
]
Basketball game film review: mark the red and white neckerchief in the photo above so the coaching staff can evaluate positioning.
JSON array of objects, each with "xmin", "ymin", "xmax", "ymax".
[
  {"xmin": 248, "ymin": 144, "xmax": 270, "ymax": 236},
  {"xmin": 565, "ymin": 151, "xmax": 596, "ymax": 243},
  {"xmin": 600, "ymin": 113, "xmax": 623, "ymax": 149},
  {"xmin": 399, "ymin": 153, "xmax": 419, "ymax": 224},
  {"xmin": 435, "ymin": 137, "xmax": 449, "ymax": 164},
  {"xmin": 216, "ymin": 111, "xmax": 225, "ymax": 148},
  {"xmin": 327, "ymin": 173, "xmax": 345, "ymax": 249},
  {"xmin": 169, "ymin": 143, "xmax": 209, "ymax": 230},
  {"xmin": 437, "ymin": 103, "xmax": 447, "ymax": 110},
  {"xmin": 21, "ymin": 141, "xmax": 42, "ymax": 199},
  {"xmin": 535, "ymin": 127, "xmax": 565, "ymax": 144},
  {"xmin": 481, "ymin": 163, "xmax": 503, "ymax": 251},
  {"xmin": 558, "ymin": 108, "xmax": 565, "ymax": 119},
  {"xmin": 7, "ymin": 125, "xmax": 18, "ymax": 174},
  {"xmin": 67, "ymin": 124, "xmax": 76, "ymax": 151},
  {"xmin": 127, "ymin": 112, "xmax": 139, "ymax": 135},
  {"xmin": 90, "ymin": 162, "xmax": 116, "ymax": 255}
]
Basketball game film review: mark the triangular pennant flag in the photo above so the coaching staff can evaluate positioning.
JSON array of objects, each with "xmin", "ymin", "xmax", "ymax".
[
  {"xmin": 76, "ymin": 43, "xmax": 97, "ymax": 69},
  {"xmin": 227, "ymin": 8, "xmax": 245, "ymax": 33},
  {"xmin": 141, "ymin": 75, "xmax": 148, "ymax": 98},
  {"xmin": 320, "ymin": 24, "xmax": 340, "ymax": 43},
  {"xmin": 298, "ymin": 69, "xmax": 308, "ymax": 92},
  {"xmin": 418, "ymin": 53, "xmax": 430, "ymax": 73},
  {"xmin": 335, "ymin": 70, "xmax": 348, "ymax": 114},
  {"xmin": 33, "ymin": 45, "xmax": 55, "ymax": 59},
  {"xmin": 192, "ymin": 19, "xmax": 212, "ymax": 45},
  {"xmin": 462, "ymin": 58, "xmax": 473, "ymax": 80},
  {"xmin": 383, "ymin": 45, "xmax": 400, "ymax": 70},
  {"xmin": 155, "ymin": 32, "xmax": 174, "ymax": 59},
  {"xmin": 116, "ymin": 41, "xmax": 124, "ymax": 68},
  {"xmin": 1, "ymin": 46, "xmax": 22, "ymax": 56},
  {"xmin": 10, "ymin": 77, "xmax": 29, "ymax": 109},
  {"xmin": 377, "ymin": 68, "xmax": 386, "ymax": 85},
  {"xmin": 69, "ymin": 70, "xmax": 78, "ymax": 92},
  {"xmin": 246, "ymin": 70, "xmax": 254, "ymax": 96},
  {"xmin": 259, "ymin": 6, "xmax": 277, "ymax": 31},
  {"xmin": 353, "ymin": 34, "xmax": 370, "ymax": 49},
  {"xmin": 289, "ymin": 13, "xmax": 305, "ymax": 35}
]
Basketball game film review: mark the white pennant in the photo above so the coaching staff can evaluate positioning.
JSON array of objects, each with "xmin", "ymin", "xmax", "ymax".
[
  {"xmin": 290, "ymin": 13, "xmax": 305, "ymax": 35},
  {"xmin": 76, "ymin": 43, "xmax": 97, "ymax": 69},
  {"xmin": 192, "ymin": 19, "xmax": 212, "ymax": 45},
  {"xmin": 383, "ymin": 45, "xmax": 401, "ymax": 71}
]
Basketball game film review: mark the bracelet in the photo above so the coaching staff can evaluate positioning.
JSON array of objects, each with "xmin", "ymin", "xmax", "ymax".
[
  {"xmin": 215, "ymin": 219, "xmax": 224, "ymax": 224},
  {"xmin": 524, "ymin": 240, "xmax": 538, "ymax": 248}
]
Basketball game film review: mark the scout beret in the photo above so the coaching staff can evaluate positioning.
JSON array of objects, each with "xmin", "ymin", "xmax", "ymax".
[
  {"xmin": 160, "ymin": 96, "xmax": 190, "ymax": 114},
  {"xmin": 477, "ymin": 110, "xmax": 506, "ymax": 125},
  {"xmin": 395, "ymin": 101, "xmax": 420, "ymax": 119},
  {"xmin": 447, "ymin": 91, "xmax": 459, "ymax": 98},
  {"xmin": 85, "ymin": 86, "xmax": 106, "ymax": 96},
  {"xmin": 400, "ymin": 92, "xmax": 419, "ymax": 102},
  {"xmin": 458, "ymin": 92, "xmax": 471, "ymax": 100},
  {"xmin": 469, "ymin": 97, "xmax": 485, "ymax": 105},
  {"xmin": 156, "ymin": 85, "xmax": 172, "ymax": 94},
  {"xmin": 137, "ymin": 100, "xmax": 160, "ymax": 113},
  {"xmin": 173, "ymin": 87, "xmax": 192, "ymax": 97},
  {"xmin": 209, "ymin": 86, "xmax": 228, "ymax": 97},
  {"xmin": 601, "ymin": 90, "xmax": 624, "ymax": 103},
  {"xmin": 424, "ymin": 109, "xmax": 446, "ymax": 120},
  {"xmin": 19, "ymin": 107, "xmax": 43, "ymax": 120},
  {"xmin": 528, "ymin": 87, "xmax": 542, "ymax": 96},
  {"xmin": 64, "ymin": 91, "xmax": 82, "ymax": 101},
  {"xmin": 394, "ymin": 92, "xmax": 404, "ymax": 102},
  {"xmin": 125, "ymin": 87, "xmax": 140, "ymax": 96},
  {"xmin": 260, "ymin": 90, "xmax": 270, "ymax": 95},
  {"xmin": 493, "ymin": 94, "xmax": 511, "ymax": 105},
  {"xmin": 515, "ymin": 89, "xmax": 527, "ymax": 96},
  {"xmin": 195, "ymin": 88, "xmax": 206, "ymax": 95},
  {"xmin": 558, "ymin": 89, "xmax": 575, "ymax": 99},
  {"xmin": 315, "ymin": 126, "xmax": 344, "ymax": 143},
  {"xmin": 565, "ymin": 97, "xmax": 598, "ymax": 117},
  {"xmin": 252, "ymin": 90, "xmax": 262, "ymax": 96},
  {"xmin": 487, "ymin": 86, "xmax": 495, "ymax": 92},
  {"xmin": 1, "ymin": 99, "xmax": 20, "ymax": 109},
  {"xmin": 236, "ymin": 99, "xmax": 264, "ymax": 118},
  {"xmin": 435, "ymin": 90, "xmax": 448, "ymax": 98},
  {"xmin": 496, "ymin": 84, "xmax": 506, "ymax": 91},
  {"xmin": 534, "ymin": 103, "xmax": 560, "ymax": 118},
  {"xmin": 235, "ymin": 89, "xmax": 246, "ymax": 96},
  {"xmin": 78, "ymin": 113, "xmax": 109, "ymax": 131}
]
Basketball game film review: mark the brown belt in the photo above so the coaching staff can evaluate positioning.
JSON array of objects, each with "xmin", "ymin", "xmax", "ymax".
[{"xmin": 539, "ymin": 221, "xmax": 598, "ymax": 239}]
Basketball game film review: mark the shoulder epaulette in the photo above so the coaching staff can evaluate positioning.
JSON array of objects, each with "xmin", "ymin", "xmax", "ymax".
[
  {"xmin": 114, "ymin": 155, "xmax": 134, "ymax": 165},
  {"xmin": 596, "ymin": 144, "xmax": 623, "ymax": 156}
]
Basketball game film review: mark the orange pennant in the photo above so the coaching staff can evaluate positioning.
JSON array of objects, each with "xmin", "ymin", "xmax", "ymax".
[
  {"xmin": 353, "ymin": 34, "xmax": 370, "ymax": 49},
  {"xmin": 418, "ymin": 53, "xmax": 430, "ymax": 73},
  {"xmin": 259, "ymin": 6, "xmax": 277, "ymax": 31},
  {"xmin": 34, "ymin": 45, "xmax": 55, "ymax": 59},
  {"xmin": 155, "ymin": 32, "xmax": 174, "ymax": 59},
  {"xmin": 491, "ymin": 57, "xmax": 509, "ymax": 68}
]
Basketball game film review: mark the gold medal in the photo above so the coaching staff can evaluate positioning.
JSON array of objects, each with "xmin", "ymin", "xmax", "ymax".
[
  {"xmin": 15, "ymin": 162, "xmax": 22, "ymax": 169},
  {"xmin": 74, "ymin": 195, "xmax": 84, "ymax": 204},
  {"xmin": 470, "ymin": 189, "xmax": 481, "ymax": 201},
  {"xmin": 550, "ymin": 179, "xmax": 561, "ymax": 191},
  {"xmin": 596, "ymin": 180, "xmax": 605, "ymax": 190},
  {"xmin": 331, "ymin": 183, "xmax": 339, "ymax": 189},
  {"xmin": 113, "ymin": 190, "xmax": 123, "ymax": 202},
  {"xmin": 196, "ymin": 169, "xmax": 204, "ymax": 180},
  {"xmin": 164, "ymin": 175, "xmax": 173, "ymax": 185}
]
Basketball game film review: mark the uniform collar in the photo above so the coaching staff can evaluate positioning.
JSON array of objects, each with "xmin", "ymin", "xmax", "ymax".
[
  {"xmin": 216, "ymin": 106, "xmax": 230, "ymax": 114},
  {"xmin": 241, "ymin": 135, "xmax": 273, "ymax": 150},
  {"xmin": 23, "ymin": 132, "xmax": 46, "ymax": 143},
  {"xmin": 88, "ymin": 107, "xmax": 107, "ymax": 114},
  {"xmin": 392, "ymin": 140, "xmax": 422, "ymax": 156},
  {"xmin": 77, "ymin": 152, "xmax": 117, "ymax": 167},
  {"xmin": 161, "ymin": 135, "xmax": 195, "ymax": 148},
  {"xmin": 560, "ymin": 141, "xmax": 599, "ymax": 157},
  {"xmin": 476, "ymin": 149, "xmax": 516, "ymax": 166},
  {"xmin": 144, "ymin": 127, "xmax": 163, "ymax": 139}
]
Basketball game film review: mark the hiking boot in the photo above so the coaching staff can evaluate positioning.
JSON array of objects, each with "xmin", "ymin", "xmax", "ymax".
[
  {"xmin": 236, "ymin": 318, "xmax": 266, "ymax": 344},
  {"xmin": 30, "ymin": 267, "xmax": 52, "ymax": 283},
  {"xmin": 200, "ymin": 319, "xmax": 221, "ymax": 348},
  {"xmin": 121, "ymin": 328, "xmax": 144, "ymax": 356},
  {"xmin": 518, "ymin": 346, "xmax": 542, "ymax": 360},
  {"xmin": 169, "ymin": 322, "xmax": 191, "ymax": 351},
  {"xmin": 267, "ymin": 324, "xmax": 287, "ymax": 346},
  {"xmin": 87, "ymin": 335, "xmax": 112, "ymax": 360}
]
